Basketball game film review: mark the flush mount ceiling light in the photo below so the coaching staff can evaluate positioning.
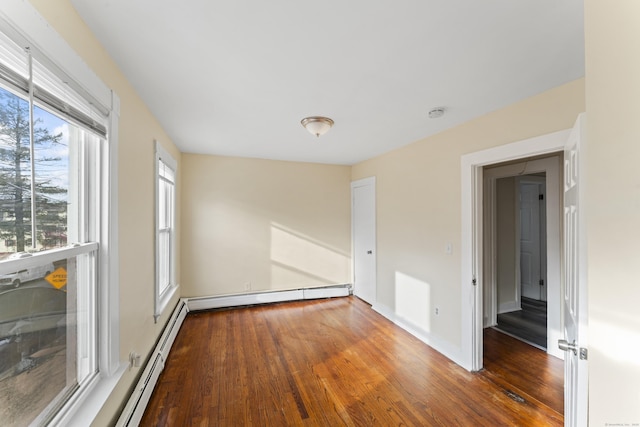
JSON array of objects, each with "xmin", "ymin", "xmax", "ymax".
[
  {"xmin": 428, "ymin": 107, "xmax": 446, "ymax": 119},
  {"xmin": 301, "ymin": 116, "xmax": 334, "ymax": 137}
]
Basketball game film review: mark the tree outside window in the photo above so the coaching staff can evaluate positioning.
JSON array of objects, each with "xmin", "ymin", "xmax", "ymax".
[{"xmin": 0, "ymin": 88, "xmax": 69, "ymax": 257}]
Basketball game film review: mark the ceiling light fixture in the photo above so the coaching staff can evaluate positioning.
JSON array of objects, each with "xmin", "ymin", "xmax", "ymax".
[{"xmin": 301, "ymin": 116, "xmax": 334, "ymax": 137}]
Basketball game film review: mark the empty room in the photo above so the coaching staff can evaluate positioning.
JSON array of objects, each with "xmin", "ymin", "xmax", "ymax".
[{"xmin": 0, "ymin": 1, "xmax": 638, "ymax": 426}]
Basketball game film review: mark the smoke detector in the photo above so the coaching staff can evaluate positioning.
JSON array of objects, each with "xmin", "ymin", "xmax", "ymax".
[{"xmin": 428, "ymin": 107, "xmax": 446, "ymax": 119}]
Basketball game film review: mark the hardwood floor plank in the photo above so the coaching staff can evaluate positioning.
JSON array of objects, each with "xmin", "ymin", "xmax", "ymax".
[
  {"xmin": 141, "ymin": 296, "xmax": 563, "ymax": 426},
  {"xmin": 483, "ymin": 327, "xmax": 564, "ymax": 415}
]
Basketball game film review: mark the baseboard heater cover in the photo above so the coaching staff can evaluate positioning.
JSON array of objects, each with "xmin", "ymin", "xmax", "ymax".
[
  {"xmin": 115, "ymin": 298, "xmax": 189, "ymax": 427},
  {"xmin": 187, "ymin": 284, "xmax": 351, "ymax": 312}
]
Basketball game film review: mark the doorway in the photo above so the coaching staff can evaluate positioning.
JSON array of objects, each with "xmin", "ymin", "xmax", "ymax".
[
  {"xmin": 482, "ymin": 155, "xmax": 562, "ymax": 357},
  {"xmin": 492, "ymin": 173, "xmax": 548, "ymax": 349},
  {"xmin": 460, "ymin": 129, "xmax": 570, "ymax": 372},
  {"xmin": 480, "ymin": 152, "xmax": 564, "ymax": 422}
]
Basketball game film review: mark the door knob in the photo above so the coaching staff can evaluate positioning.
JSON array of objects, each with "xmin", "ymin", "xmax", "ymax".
[
  {"xmin": 367, "ymin": 250, "xmax": 373, "ymax": 254},
  {"xmin": 558, "ymin": 339, "xmax": 577, "ymax": 355}
]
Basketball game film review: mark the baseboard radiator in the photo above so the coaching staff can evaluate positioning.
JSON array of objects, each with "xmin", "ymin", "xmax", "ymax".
[
  {"xmin": 116, "ymin": 298, "xmax": 189, "ymax": 427},
  {"xmin": 115, "ymin": 284, "xmax": 350, "ymax": 426},
  {"xmin": 187, "ymin": 284, "xmax": 351, "ymax": 311}
]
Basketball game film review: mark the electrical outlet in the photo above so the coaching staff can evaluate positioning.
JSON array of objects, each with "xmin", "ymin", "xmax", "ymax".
[
  {"xmin": 435, "ymin": 307, "xmax": 439, "ymax": 315},
  {"xmin": 245, "ymin": 281, "xmax": 251, "ymax": 291},
  {"xmin": 129, "ymin": 351, "xmax": 141, "ymax": 369}
]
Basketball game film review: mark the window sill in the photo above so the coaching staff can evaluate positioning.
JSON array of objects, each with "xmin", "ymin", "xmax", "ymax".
[
  {"xmin": 155, "ymin": 283, "xmax": 179, "ymax": 322},
  {"xmin": 51, "ymin": 363, "xmax": 127, "ymax": 427}
]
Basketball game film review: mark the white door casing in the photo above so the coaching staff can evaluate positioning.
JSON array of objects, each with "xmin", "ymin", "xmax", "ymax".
[
  {"xmin": 351, "ymin": 177, "xmax": 376, "ymax": 305},
  {"xmin": 561, "ymin": 113, "xmax": 588, "ymax": 426},
  {"xmin": 461, "ymin": 129, "xmax": 570, "ymax": 371}
]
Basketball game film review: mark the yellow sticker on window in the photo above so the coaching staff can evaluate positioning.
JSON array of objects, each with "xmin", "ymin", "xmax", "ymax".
[{"xmin": 45, "ymin": 267, "xmax": 67, "ymax": 289}]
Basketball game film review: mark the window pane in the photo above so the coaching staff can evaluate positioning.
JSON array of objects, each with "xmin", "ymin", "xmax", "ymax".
[
  {"xmin": 0, "ymin": 87, "xmax": 32, "ymax": 256},
  {"xmin": 0, "ymin": 86, "xmax": 79, "ymax": 256},
  {"xmin": 158, "ymin": 177, "xmax": 175, "ymax": 231},
  {"xmin": 158, "ymin": 230, "xmax": 170, "ymax": 294},
  {"xmin": 167, "ymin": 180, "xmax": 174, "ymax": 226},
  {"xmin": 33, "ymin": 105, "xmax": 72, "ymax": 251},
  {"xmin": 159, "ymin": 179, "xmax": 167, "ymax": 229},
  {"xmin": 0, "ymin": 249, "xmax": 97, "ymax": 425}
]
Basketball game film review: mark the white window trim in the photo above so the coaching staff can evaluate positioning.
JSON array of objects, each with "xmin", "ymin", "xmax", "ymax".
[
  {"xmin": 0, "ymin": 2, "xmax": 124, "ymax": 426},
  {"xmin": 155, "ymin": 140, "xmax": 178, "ymax": 321}
]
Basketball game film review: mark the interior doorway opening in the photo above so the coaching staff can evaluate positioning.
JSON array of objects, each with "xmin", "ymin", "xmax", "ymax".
[
  {"xmin": 493, "ymin": 173, "xmax": 548, "ymax": 349},
  {"xmin": 478, "ymin": 152, "xmax": 564, "ymax": 420},
  {"xmin": 481, "ymin": 153, "xmax": 563, "ymax": 358}
]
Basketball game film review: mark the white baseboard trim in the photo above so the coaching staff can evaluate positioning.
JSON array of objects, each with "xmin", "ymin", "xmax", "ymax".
[
  {"xmin": 186, "ymin": 284, "xmax": 351, "ymax": 312},
  {"xmin": 302, "ymin": 285, "xmax": 351, "ymax": 300},
  {"xmin": 371, "ymin": 303, "xmax": 464, "ymax": 368},
  {"xmin": 498, "ymin": 300, "xmax": 521, "ymax": 314}
]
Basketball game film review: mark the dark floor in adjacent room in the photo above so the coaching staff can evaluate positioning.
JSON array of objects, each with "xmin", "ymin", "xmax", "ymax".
[{"xmin": 496, "ymin": 296, "xmax": 547, "ymax": 349}]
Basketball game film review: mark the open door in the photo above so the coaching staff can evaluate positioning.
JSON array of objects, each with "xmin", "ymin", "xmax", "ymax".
[{"xmin": 560, "ymin": 113, "xmax": 588, "ymax": 426}]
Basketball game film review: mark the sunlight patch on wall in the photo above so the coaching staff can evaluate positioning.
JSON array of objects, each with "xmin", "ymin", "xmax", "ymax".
[
  {"xmin": 270, "ymin": 223, "xmax": 350, "ymax": 287},
  {"xmin": 395, "ymin": 272, "xmax": 431, "ymax": 333},
  {"xmin": 590, "ymin": 309, "xmax": 640, "ymax": 368}
]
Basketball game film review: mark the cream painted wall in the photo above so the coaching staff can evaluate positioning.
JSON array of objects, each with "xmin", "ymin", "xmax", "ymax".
[
  {"xmin": 181, "ymin": 154, "xmax": 351, "ymax": 297},
  {"xmin": 585, "ymin": 1, "xmax": 640, "ymax": 424},
  {"xmin": 496, "ymin": 177, "xmax": 517, "ymax": 310},
  {"xmin": 28, "ymin": 1, "xmax": 182, "ymax": 425},
  {"xmin": 352, "ymin": 79, "xmax": 584, "ymax": 354}
]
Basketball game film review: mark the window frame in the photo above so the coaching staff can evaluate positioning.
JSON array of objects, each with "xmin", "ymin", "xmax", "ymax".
[
  {"xmin": 155, "ymin": 140, "xmax": 177, "ymax": 321},
  {"xmin": 0, "ymin": 2, "xmax": 123, "ymax": 425}
]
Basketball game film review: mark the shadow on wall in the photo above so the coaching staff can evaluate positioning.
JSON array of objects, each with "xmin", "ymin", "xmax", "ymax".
[
  {"xmin": 395, "ymin": 271, "xmax": 432, "ymax": 333},
  {"xmin": 270, "ymin": 223, "xmax": 350, "ymax": 287}
]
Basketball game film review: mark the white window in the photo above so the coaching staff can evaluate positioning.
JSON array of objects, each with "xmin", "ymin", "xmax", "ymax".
[
  {"xmin": 155, "ymin": 141, "xmax": 177, "ymax": 320},
  {"xmin": 0, "ymin": 4, "xmax": 120, "ymax": 425}
]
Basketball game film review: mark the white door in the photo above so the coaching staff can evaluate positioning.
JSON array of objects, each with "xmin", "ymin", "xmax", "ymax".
[
  {"xmin": 518, "ymin": 178, "xmax": 546, "ymax": 301},
  {"xmin": 560, "ymin": 113, "xmax": 588, "ymax": 426},
  {"xmin": 352, "ymin": 177, "xmax": 376, "ymax": 305}
]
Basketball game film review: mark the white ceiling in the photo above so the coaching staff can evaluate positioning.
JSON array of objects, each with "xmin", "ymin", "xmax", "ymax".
[{"xmin": 70, "ymin": 0, "xmax": 584, "ymax": 165}]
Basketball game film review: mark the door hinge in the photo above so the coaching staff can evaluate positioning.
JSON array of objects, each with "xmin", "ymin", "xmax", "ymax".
[
  {"xmin": 539, "ymin": 194, "xmax": 544, "ymax": 200},
  {"xmin": 539, "ymin": 279, "xmax": 544, "ymax": 286},
  {"xmin": 472, "ymin": 277, "xmax": 477, "ymax": 286}
]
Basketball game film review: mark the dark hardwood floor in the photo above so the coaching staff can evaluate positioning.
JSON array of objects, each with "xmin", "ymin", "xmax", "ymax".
[
  {"xmin": 496, "ymin": 297, "xmax": 548, "ymax": 348},
  {"xmin": 141, "ymin": 296, "xmax": 563, "ymax": 426}
]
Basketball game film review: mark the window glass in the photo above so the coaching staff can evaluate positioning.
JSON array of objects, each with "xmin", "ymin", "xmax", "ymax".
[
  {"xmin": 158, "ymin": 158, "xmax": 174, "ymax": 296},
  {"xmin": 0, "ymin": 85, "xmax": 76, "ymax": 256},
  {"xmin": 156, "ymin": 148, "xmax": 176, "ymax": 317},
  {"xmin": 0, "ymin": 249, "xmax": 97, "ymax": 426}
]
